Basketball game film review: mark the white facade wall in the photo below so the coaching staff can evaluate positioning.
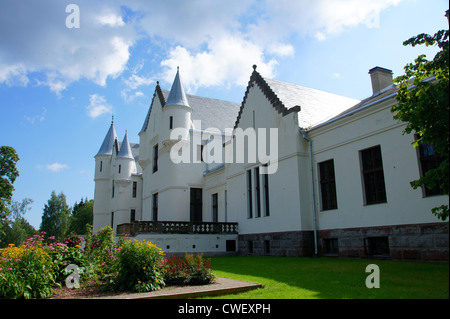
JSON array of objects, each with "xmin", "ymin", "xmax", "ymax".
[
  {"xmin": 309, "ymin": 98, "xmax": 447, "ymax": 231},
  {"xmin": 225, "ymin": 82, "xmax": 308, "ymax": 235}
]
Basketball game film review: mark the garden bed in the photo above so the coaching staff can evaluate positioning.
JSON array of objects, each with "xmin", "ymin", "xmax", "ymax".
[
  {"xmin": 1, "ymin": 227, "xmax": 215, "ymax": 299},
  {"xmin": 50, "ymin": 277, "xmax": 262, "ymax": 299}
]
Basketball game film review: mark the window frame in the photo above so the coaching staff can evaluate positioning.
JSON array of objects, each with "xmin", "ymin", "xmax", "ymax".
[
  {"xmin": 152, "ymin": 144, "xmax": 158, "ymax": 173},
  {"xmin": 360, "ymin": 145, "xmax": 387, "ymax": 205},
  {"xmin": 318, "ymin": 159, "xmax": 338, "ymax": 211}
]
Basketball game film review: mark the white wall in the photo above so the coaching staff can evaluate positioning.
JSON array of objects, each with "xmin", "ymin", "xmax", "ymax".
[
  {"xmin": 226, "ymin": 81, "xmax": 308, "ymax": 235},
  {"xmin": 309, "ymin": 98, "xmax": 448, "ymax": 230}
]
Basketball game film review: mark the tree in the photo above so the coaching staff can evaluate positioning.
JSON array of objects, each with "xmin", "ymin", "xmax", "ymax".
[
  {"xmin": 40, "ymin": 191, "xmax": 71, "ymax": 240},
  {"xmin": 0, "ymin": 198, "xmax": 36, "ymax": 247},
  {"xmin": 68, "ymin": 198, "xmax": 93, "ymax": 235},
  {"xmin": 0, "ymin": 146, "xmax": 20, "ymax": 231},
  {"xmin": 392, "ymin": 22, "xmax": 449, "ymax": 221}
]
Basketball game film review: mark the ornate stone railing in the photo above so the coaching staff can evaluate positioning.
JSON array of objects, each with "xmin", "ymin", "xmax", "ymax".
[{"xmin": 117, "ymin": 220, "xmax": 238, "ymax": 236}]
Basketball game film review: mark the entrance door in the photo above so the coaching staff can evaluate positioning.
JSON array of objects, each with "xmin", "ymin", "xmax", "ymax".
[{"xmin": 190, "ymin": 188, "xmax": 203, "ymax": 222}]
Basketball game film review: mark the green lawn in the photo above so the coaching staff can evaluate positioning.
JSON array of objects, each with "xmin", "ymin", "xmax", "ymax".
[{"xmin": 207, "ymin": 256, "xmax": 449, "ymax": 299}]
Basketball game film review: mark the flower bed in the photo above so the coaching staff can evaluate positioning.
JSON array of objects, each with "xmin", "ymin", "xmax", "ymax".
[{"xmin": 0, "ymin": 227, "xmax": 215, "ymax": 299}]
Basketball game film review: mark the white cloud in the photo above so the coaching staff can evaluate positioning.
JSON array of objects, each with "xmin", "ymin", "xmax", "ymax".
[
  {"xmin": 86, "ymin": 94, "xmax": 113, "ymax": 119},
  {"xmin": 121, "ymin": 69, "xmax": 155, "ymax": 102},
  {"xmin": 248, "ymin": 0, "xmax": 402, "ymax": 42},
  {"xmin": 24, "ymin": 107, "xmax": 47, "ymax": 124},
  {"xmin": 123, "ymin": 74, "xmax": 154, "ymax": 90},
  {"xmin": 160, "ymin": 36, "xmax": 278, "ymax": 93},
  {"xmin": 96, "ymin": 11, "xmax": 125, "ymax": 27},
  {"xmin": 0, "ymin": 63, "xmax": 29, "ymax": 86},
  {"xmin": 0, "ymin": 0, "xmax": 402, "ymax": 94},
  {"xmin": 46, "ymin": 163, "xmax": 69, "ymax": 172},
  {"xmin": 0, "ymin": 1, "xmax": 135, "ymax": 94}
]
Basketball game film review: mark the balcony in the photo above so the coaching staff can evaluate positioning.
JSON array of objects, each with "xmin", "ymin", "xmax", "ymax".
[{"xmin": 117, "ymin": 220, "xmax": 238, "ymax": 237}]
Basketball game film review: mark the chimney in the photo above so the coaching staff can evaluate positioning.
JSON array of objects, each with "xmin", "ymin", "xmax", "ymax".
[{"xmin": 368, "ymin": 66, "xmax": 393, "ymax": 95}]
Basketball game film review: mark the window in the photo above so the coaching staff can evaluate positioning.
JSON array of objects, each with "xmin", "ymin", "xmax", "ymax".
[
  {"xmin": 118, "ymin": 164, "xmax": 121, "ymax": 174},
  {"xmin": 169, "ymin": 116, "xmax": 173, "ymax": 129},
  {"xmin": 264, "ymin": 240, "xmax": 271, "ymax": 255},
  {"xmin": 247, "ymin": 241, "xmax": 253, "ymax": 254},
  {"xmin": 246, "ymin": 170, "xmax": 253, "ymax": 218},
  {"xmin": 322, "ymin": 238, "xmax": 339, "ymax": 255},
  {"xmin": 132, "ymin": 181, "xmax": 137, "ymax": 198},
  {"xmin": 226, "ymin": 240, "xmax": 236, "ymax": 252},
  {"xmin": 112, "ymin": 180, "xmax": 115, "ymax": 198},
  {"xmin": 153, "ymin": 144, "xmax": 158, "ymax": 173},
  {"xmin": 262, "ymin": 166, "xmax": 270, "ymax": 216},
  {"xmin": 252, "ymin": 110, "xmax": 256, "ymax": 129},
  {"xmin": 254, "ymin": 167, "xmax": 261, "ymax": 217},
  {"xmin": 110, "ymin": 212, "xmax": 114, "ymax": 228},
  {"xmin": 224, "ymin": 190, "xmax": 228, "ymax": 222},
  {"xmin": 197, "ymin": 144, "xmax": 204, "ymax": 162},
  {"xmin": 190, "ymin": 188, "xmax": 203, "ymax": 222},
  {"xmin": 364, "ymin": 237, "xmax": 390, "ymax": 256},
  {"xmin": 417, "ymin": 140, "xmax": 443, "ymax": 196},
  {"xmin": 361, "ymin": 146, "xmax": 387, "ymax": 205},
  {"xmin": 100, "ymin": 161, "xmax": 102, "ymax": 172},
  {"xmin": 319, "ymin": 159, "xmax": 338, "ymax": 210},
  {"xmin": 130, "ymin": 209, "xmax": 136, "ymax": 222},
  {"xmin": 152, "ymin": 193, "xmax": 158, "ymax": 221},
  {"xmin": 211, "ymin": 193, "xmax": 218, "ymax": 222}
]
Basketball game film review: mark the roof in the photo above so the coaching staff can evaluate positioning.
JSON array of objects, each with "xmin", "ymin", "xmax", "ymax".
[
  {"xmin": 234, "ymin": 67, "xmax": 359, "ymax": 129},
  {"xmin": 96, "ymin": 122, "xmax": 117, "ymax": 156},
  {"xmin": 164, "ymin": 67, "xmax": 190, "ymax": 107},
  {"xmin": 140, "ymin": 86, "xmax": 241, "ymax": 134},
  {"xmin": 264, "ymin": 78, "xmax": 360, "ymax": 129},
  {"xmin": 162, "ymin": 91, "xmax": 240, "ymax": 132},
  {"xmin": 117, "ymin": 132, "xmax": 134, "ymax": 159}
]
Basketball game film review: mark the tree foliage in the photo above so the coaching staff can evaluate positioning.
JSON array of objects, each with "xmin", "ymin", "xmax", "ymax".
[
  {"xmin": 392, "ymin": 26, "xmax": 449, "ymax": 221},
  {"xmin": 40, "ymin": 191, "xmax": 71, "ymax": 241},
  {"xmin": 0, "ymin": 146, "xmax": 20, "ymax": 223},
  {"xmin": 68, "ymin": 198, "xmax": 93, "ymax": 235},
  {"xmin": 0, "ymin": 198, "xmax": 36, "ymax": 248}
]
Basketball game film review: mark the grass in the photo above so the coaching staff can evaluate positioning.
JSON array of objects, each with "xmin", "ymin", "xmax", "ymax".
[{"xmin": 207, "ymin": 256, "xmax": 449, "ymax": 299}]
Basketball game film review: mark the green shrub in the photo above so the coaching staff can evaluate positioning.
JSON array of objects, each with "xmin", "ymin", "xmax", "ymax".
[
  {"xmin": 164, "ymin": 253, "xmax": 215, "ymax": 286},
  {"xmin": 0, "ymin": 243, "xmax": 56, "ymax": 299},
  {"xmin": 114, "ymin": 239, "xmax": 165, "ymax": 292}
]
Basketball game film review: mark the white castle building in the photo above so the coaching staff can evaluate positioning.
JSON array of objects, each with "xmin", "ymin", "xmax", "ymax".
[{"xmin": 93, "ymin": 66, "xmax": 448, "ymax": 261}]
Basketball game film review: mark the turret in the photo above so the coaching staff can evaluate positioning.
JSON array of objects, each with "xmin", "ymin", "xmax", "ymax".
[
  {"xmin": 161, "ymin": 67, "xmax": 192, "ymax": 147},
  {"xmin": 93, "ymin": 119, "xmax": 117, "ymax": 231},
  {"xmin": 116, "ymin": 131, "xmax": 137, "ymax": 179}
]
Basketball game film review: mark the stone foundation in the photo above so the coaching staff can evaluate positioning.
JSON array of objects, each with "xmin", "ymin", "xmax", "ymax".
[
  {"xmin": 238, "ymin": 230, "xmax": 314, "ymax": 257},
  {"xmin": 318, "ymin": 222, "xmax": 449, "ymax": 262},
  {"xmin": 237, "ymin": 222, "xmax": 448, "ymax": 262}
]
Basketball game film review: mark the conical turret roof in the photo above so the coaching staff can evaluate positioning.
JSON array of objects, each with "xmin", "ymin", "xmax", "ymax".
[
  {"xmin": 117, "ymin": 131, "xmax": 134, "ymax": 159},
  {"xmin": 165, "ymin": 67, "xmax": 190, "ymax": 107},
  {"xmin": 96, "ymin": 120, "xmax": 117, "ymax": 156}
]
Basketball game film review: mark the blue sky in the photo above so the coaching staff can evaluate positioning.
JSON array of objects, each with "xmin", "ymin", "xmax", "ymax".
[{"xmin": 0, "ymin": 0, "xmax": 448, "ymax": 229}]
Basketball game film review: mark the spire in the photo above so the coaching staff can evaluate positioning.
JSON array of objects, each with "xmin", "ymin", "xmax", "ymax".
[
  {"xmin": 165, "ymin": 66, "xmax": 190, "ymax": 107},
  {"xmin": 117, "ymin": 131, "xmax": 134, "ymax": 159},
  {"xmin": 96, "ymin": 121, "xmax": 118, "ymax": 156}
]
